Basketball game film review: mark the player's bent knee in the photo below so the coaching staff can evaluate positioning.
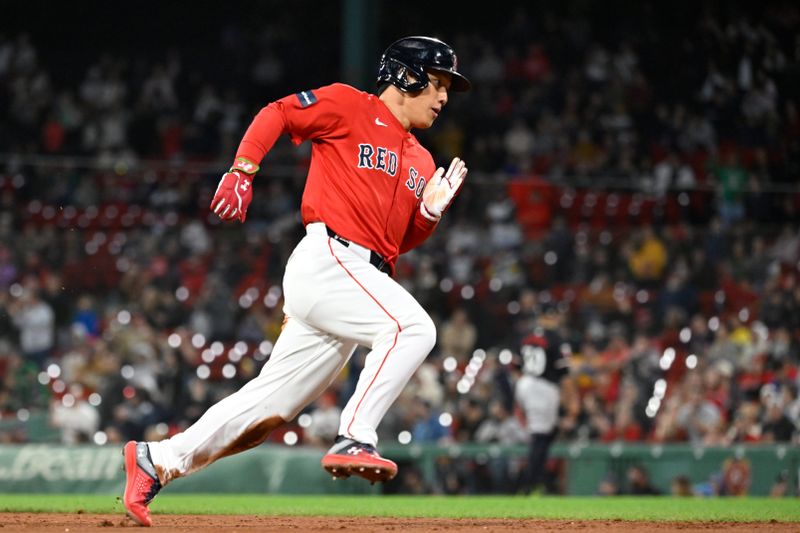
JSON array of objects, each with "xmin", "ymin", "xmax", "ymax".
[
  {"xmin": 422, "ymin": 314, "xmax": 437, "ymax": 351},
  {"xmin": 406, "ymin": 312, "xmax": 437, "ymax": 356}
]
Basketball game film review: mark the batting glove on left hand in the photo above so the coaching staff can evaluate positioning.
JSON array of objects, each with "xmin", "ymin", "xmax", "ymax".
[
  {"xmin": 420, "ymin": 157, "xmax": 468, "ymax": 221},
  {"xmin": 210, "ymin": 158, "xmax": 258, "ymax": 222}
]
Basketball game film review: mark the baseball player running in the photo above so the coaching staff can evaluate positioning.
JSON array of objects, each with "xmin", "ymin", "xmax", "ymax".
[{"xmin": 122, "ymin": 36, "xmax": 470, "ymax": 526}]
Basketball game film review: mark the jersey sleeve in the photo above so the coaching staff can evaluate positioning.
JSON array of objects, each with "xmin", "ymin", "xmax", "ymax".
[
  {"xmin": 399, "ymin": 203, "xmax": 438, "ymax": 253},
  {"xmin": 400, "ymin": 152, "xmax": 439, "ymax": 253},
  {"xmin": 236, "ymin": 83, "xmax": 357, "ymax": 167}
]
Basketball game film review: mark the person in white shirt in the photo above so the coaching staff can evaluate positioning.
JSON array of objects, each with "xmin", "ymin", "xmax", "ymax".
[
  {"xmin": 514, "ymin": 306, "xmax": 572, "ymax": 494},
  {"xmin": 10, "ymin": 288, "xmax": 55, "ymax": 369}
]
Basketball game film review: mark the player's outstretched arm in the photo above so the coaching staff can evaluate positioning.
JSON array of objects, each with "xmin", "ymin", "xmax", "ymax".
[
  {"xmin": 420, "ymin": 156, "xmax": 468, "ymax": 221},
  {"xmin": 210, "ymin": 157, "xmax": 259, "ymax": 223}
]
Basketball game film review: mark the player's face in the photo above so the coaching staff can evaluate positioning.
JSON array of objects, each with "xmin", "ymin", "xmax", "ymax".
[{"xmin": 409, "ymin": 70, "xmax": 451, "ymax": 129}]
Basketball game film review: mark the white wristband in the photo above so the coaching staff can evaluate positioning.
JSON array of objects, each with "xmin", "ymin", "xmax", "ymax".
[{"xmin": 420, "ymin": 202, "xmax": 440, "ymax": 222}]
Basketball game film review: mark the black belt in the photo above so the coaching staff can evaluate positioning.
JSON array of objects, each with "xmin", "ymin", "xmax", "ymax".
[{"xmin": 325, "ymin": 226, "xmax": 392, "ymax": 275}]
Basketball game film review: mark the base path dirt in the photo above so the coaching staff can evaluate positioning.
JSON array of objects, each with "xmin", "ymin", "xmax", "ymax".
[{"xmin": 0, "ymin": 514, "xmax": 795, "ymax": 532}]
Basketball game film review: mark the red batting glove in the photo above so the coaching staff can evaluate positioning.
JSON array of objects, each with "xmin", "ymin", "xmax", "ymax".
[{"xmin": 210, "ymin": 158, "xmax": 259, "ymax": 222}]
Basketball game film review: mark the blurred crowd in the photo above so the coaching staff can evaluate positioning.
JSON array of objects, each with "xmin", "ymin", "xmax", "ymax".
[{"xmin": 1, "ymin": 1, "xmax": 799, "ymax": 495}]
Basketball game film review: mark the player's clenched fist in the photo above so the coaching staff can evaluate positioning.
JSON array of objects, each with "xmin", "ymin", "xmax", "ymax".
[
  {"xmin": 210, "ymin": 158, "xmax": 259, "ymax": 222},
  {"xmin": 420, "ymin": 157, "xmax": 468, "ymax": 221},
  {"xmin": 211, "ymin": 171, "xmax": 252, "ymax": 222}
]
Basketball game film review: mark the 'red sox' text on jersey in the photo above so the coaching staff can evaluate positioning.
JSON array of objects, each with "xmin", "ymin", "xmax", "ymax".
[{"xmin": 235, "ymin": 83, "xmax": 439, "ymax": 269}]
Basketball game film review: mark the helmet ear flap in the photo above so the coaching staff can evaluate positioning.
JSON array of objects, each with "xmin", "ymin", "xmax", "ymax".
[
  {"xmin": 396, "ymin": 64, "xmax": 408, "ymax": 82},
  {"xmin": 380, "ymin": 58, "xmax": 429, "ymax": 93}
]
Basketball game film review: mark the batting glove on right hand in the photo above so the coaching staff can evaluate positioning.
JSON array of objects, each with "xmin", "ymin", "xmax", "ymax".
[
  {"xmin": 210, "ymin": 158, "xmax": 258, "ymax": 223},
  {"xmin": 420, "ymin": 157, "xmax": 468, "ymax": 221}
]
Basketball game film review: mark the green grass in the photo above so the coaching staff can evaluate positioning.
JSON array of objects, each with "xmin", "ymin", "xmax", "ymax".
[{"xmin": 0, "ymin": 494, "xmax": 798, "ymax": 522}]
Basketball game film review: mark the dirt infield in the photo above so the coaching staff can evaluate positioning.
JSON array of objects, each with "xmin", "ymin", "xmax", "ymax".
[{"xmin": 0, "ymin": 514, "xmax": 795, "ymax": 532}]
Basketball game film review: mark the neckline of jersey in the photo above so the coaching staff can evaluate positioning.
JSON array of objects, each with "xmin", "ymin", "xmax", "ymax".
[{"xmin": 371, "ymin": 94, "xmax": 413, "ymax": 136}]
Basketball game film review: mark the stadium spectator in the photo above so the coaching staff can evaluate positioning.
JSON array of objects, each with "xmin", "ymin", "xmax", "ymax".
[
  {"xmin": 411, "ymin": 398, "xmax": 451, "ymax": 444},
  {"xmin": 9, "ymin": 286, "xmax": 55, "ymax": 369},
  {"xmin": 302, "ymin": 391, "xmax": 342, "ymax": 448},
  {"xmin": 474, "ymin": 399, "xmax": 527, "ymax": 493},
  {"xmin": 675, "ymin": 383, "xmax": 725, "ymax": 445},
  {"xmin": 621, "ymin": 464, "xmax": 661, "ymax": 496},
  {"xmin": 670, "ymin": 475, "xmax": 694, "ymax": 497},
  {"xmin": 438, "ymin": 307, "xmax": 478, "ymax": 363}
]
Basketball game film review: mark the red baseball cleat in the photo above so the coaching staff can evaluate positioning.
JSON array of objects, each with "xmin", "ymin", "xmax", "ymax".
[
  {"xmin": 122, "ymin": 441, "xmax": 162, "ymax": 527},
  {"xmin": 321, "ymin": 435, "xmax": 398, "ymax": 484}
]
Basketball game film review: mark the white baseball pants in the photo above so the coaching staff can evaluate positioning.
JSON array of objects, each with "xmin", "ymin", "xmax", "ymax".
[{"xmin": 148, "ymin": 223, "xmax": 436, "ymax": 483}]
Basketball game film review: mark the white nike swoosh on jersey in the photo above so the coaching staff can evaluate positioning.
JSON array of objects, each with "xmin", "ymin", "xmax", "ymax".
[{"xmin": 375, "ymin": 118, "xmax": 388, "ymax": 127}]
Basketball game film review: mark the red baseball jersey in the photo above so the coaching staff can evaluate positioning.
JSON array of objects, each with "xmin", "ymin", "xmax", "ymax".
[{"xmin": 235, "ymin": 83, "xmax": 439, "ymax": 268}]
